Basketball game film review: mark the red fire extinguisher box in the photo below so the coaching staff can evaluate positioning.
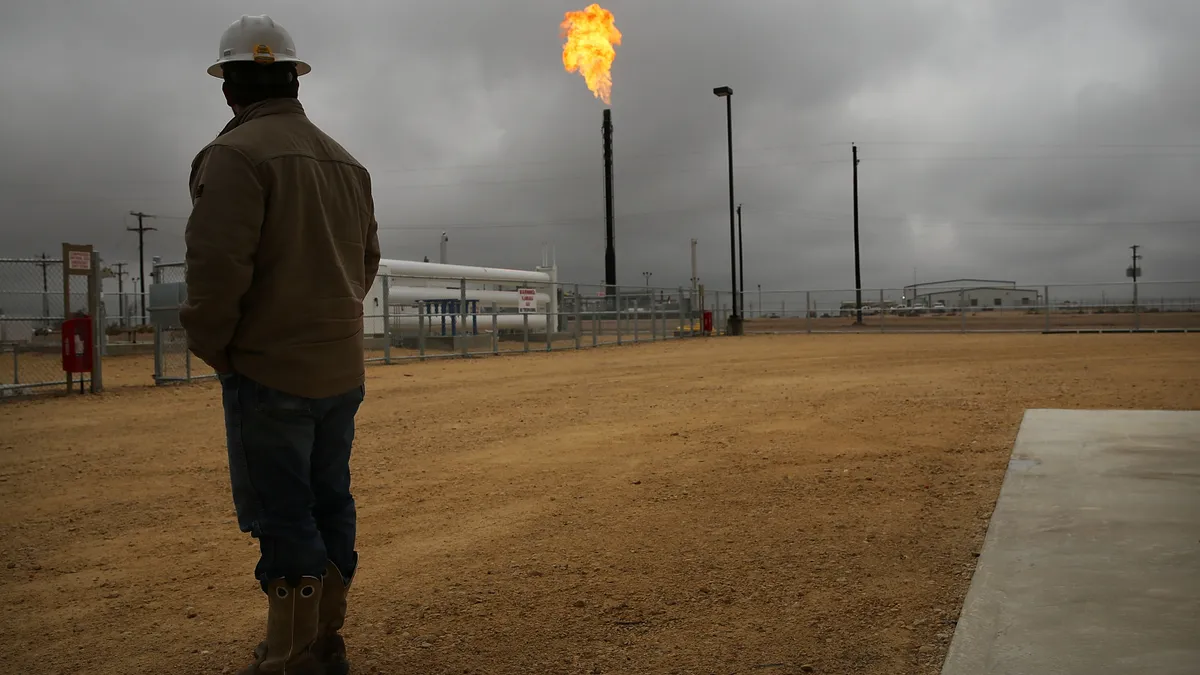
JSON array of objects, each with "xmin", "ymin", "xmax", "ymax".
[
  {"xmin": 61, "ymin": 316, "xmax": 94, "ymax": 373},
  {"xmin": 703, "ymin": 310, "xmax": 714, "ymax": 334}
]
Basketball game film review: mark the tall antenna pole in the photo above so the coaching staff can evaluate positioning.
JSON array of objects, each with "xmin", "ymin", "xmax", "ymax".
[{"xmin": 128, "ymin": 211, "xmax": 157, "ymax": 324}]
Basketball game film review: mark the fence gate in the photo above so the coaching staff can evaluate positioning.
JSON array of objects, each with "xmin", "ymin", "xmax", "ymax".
[{"xmin": 149, "ymin": 262, "xmax": 212, "ymax": 385}]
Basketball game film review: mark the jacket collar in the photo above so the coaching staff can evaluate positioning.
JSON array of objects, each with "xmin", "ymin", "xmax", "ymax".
[{"xmin": 217, "ymin": 98, "xmax": 306, "ymax": 137}]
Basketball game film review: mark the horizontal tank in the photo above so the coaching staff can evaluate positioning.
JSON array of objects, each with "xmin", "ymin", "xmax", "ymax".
[{"xmin": 380, "ymin": 259, "xmax": 551, "ymax": 284}]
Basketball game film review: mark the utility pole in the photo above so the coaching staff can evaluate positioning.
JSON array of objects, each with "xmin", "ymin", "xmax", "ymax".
[
  {"xmin": 852, "ymin": 144, "xmax": 863, "ymax": 325},
  {"xmin": 109, "ymin": 262, "xmax": 128, "ymax": 326},
  {"xmin": 737, "ymin": 203, "xmax": 745, "ymax": 321},
  {"xmin": 1129, "ymin": 245, "xmax": 1142, "ymax": 321},
  {"xmin": 35, "ymin": 252, "xmax": 51, "ymax": 327},
  {"xmin": 128, "ymin": 211, "xmax": 157, "ymax": 324}
]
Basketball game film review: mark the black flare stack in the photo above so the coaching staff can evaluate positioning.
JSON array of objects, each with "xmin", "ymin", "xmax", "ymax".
[{"xmin": 603, "ymin": 108, "xmax": 616, "ymax": 303}]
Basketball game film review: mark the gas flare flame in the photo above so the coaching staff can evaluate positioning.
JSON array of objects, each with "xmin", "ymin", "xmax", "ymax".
[{"xmin": 560, "ymin": 4, "xmax": 622, "ymax": 105}]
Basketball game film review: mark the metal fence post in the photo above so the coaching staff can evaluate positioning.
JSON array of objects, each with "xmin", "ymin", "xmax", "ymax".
[
  {"xmin": 713, "ymin": 291, "xmax": 720, "ymax": 335},
  {"xmin": 574, "ymin": 284, "xmax": 582, "ymax": 350},
  {"xmin": 1134, "ymin": 285, "xmax": 1141, "ymax": 332},
  {"xmin": 545, "ymin": 296, "xmax": 553, "ymax": 352},
  {"xmin": 1044, "ymin": 285, "xmax": 1051, "ymax": 333},
  {"xmin": 806, "ymin": 291, "xmax": 812, "ymax": 334},
  {"xmin": 523, "ymin": 312, "xmax": 530, "ymax": 353},
  {"xmin": 654, "ymin": 290, "xmax": 661, "ymax": 341},
  {"xmin": 615, "ymin": 286, "xmax": 623, "ymax": 345},
  {"xmin": 679, "ymin": 287, "xmax": 686, "ymax": 337},
  {"xmin": 960, "ymin": 289, "xmax": 967, "ymax": 333},
  {"xmin": 88, "ymin": 251, "xmax": 103, "ymax": 393},
  {"xmin": 491, "ymin": 303, "xmax": 499, "ymax": 355},
  {"xmin": 879, "ymin": 289, "xmax": 886, "ymax": 334},
  {"xmin": 418, "ymin": 303, "xmax": 426, "ymax": 361},
  {"xmin": 154, "ymin": 324, "xmax": 165, "ymax": 385},
  {"xmin": 657, "ymin": 290, "xmax": 665, "ymax": 339},
  {"xmin": 633, "ymin": 294, "xmax": 640, "ymax": 343},
  {"xmin": 382, "ymin": 275, "xmax": 392, "ymax": 365},
  {"xmin": 460, "ymin": 278, "xmax": 469, "ymax": 357}
]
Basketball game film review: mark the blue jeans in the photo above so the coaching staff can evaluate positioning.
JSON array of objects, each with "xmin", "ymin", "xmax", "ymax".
[{"xmin": 219, "ymin": 372, "xmax": 364, "ymax": 590}]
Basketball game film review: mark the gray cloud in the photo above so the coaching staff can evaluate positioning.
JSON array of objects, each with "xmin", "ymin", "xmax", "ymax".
[{"xmin": 1, "ymin": 0, "xmax": 1196, "ymax": 300}]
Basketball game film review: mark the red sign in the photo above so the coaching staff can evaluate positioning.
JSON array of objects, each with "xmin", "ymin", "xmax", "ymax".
[{"xmin": 61, "ymin": 317, "xmax": 94, "ymax": 373}]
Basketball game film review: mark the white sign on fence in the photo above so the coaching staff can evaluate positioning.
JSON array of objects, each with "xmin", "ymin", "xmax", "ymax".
[
  {"xmin": 518, "ymin": 287, "xmax": 537, "ymax": 313},
  {"xmin": 67, "ymin": 250, "xmax": 91, "ymax": 272}
]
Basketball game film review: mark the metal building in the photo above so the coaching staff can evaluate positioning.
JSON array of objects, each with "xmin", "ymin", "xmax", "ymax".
[{"xmin": 903, "ymin": 279, "xmax": 1041, "ymax": 309}]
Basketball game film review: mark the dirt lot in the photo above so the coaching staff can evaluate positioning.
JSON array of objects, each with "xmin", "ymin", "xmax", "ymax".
[{"xmin": 1, "ymin": 334, "xmax": 1198, "ymax": 674}]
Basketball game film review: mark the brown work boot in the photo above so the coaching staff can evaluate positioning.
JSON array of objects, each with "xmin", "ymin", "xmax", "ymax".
[
  {"xmin": 313, "ymin": 560, "xmax": 354, "ymax": 675},
  {"xmin": 254, "ymin": 561, "xmax": 354, "ymax": 673},
  {"xmin": 238, "ymin": 576, "xmax": 324, "ymax": 675}
]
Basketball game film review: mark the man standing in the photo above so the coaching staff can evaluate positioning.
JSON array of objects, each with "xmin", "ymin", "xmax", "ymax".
[{"xmin": 180, "ymin": 14, "xmax": 380, "ymax": 675}]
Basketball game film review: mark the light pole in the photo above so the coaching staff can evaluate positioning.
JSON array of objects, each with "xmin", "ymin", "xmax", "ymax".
[
  {"xmin": 713, "ymin": 85, "xmax": 741, "ymax": 335},
  {"xmin": 758, "ymin": 283, "xmax": 762, "ymax": 319},
  {"xmin": 643, "ymin": 271, "xmax": 652, "ymax": 287}
]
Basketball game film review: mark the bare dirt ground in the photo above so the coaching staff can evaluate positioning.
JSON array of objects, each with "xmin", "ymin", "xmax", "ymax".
[{"xmin": 1, "ymin": 334, "xmax": 1198, "ymax": 675}]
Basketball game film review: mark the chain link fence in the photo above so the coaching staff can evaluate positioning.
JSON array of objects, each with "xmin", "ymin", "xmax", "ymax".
[
  {"xmin": 0, "ymin": 257, "xmax": 94, "ymax": 397},
  {"xmin": 149, "ymin": 263, "xmax": 721, "ymax": 384},
  {"xmin": 366, "ymin": 274, "xmax": 714, "ymax": 364},
  {"xmin": 147, "ymin": 260, "xmax": 1200, "ymax": 388},
  {"xmin": 741, "ymin": 280, "xmax": 1200, "ymax": 334}
]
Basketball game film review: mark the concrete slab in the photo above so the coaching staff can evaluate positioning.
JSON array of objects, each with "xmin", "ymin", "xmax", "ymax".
[{"xmin": 942, "ymin": 409, "xmax": 1200, "ymax": 675}]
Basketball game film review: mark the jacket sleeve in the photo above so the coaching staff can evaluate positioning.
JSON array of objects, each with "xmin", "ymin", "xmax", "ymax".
[
  {"xmin": 363, "ymin": 172, "xmax": 381, "ymax": 293},
  {"xmin": 179, "ymin": 144, "xmax": 264, "ymax": 373}
]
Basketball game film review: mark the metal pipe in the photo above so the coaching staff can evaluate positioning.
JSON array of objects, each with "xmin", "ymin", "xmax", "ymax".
[{"xmin": 378, "ymin": 259, "xmax": 551, "ymax": 284}]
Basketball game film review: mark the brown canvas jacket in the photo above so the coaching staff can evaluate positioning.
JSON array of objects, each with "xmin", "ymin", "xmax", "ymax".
[{"xmin": 180, "ymin": 98, "xmax": 381, "ymax": 399}]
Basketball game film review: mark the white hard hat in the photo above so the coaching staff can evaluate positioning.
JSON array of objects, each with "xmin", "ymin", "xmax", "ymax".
[{"xmin": 207, "ymin": 15, "xmax": 311, "ymax": 78}]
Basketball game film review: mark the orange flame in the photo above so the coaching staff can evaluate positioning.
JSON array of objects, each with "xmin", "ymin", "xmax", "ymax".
[{"xmin": 560, "ymin": 4, "xmax": 622, "ymax": 105}]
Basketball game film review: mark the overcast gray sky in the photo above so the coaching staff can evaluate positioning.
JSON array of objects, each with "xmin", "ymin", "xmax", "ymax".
[{"xmin": 1, "ymin": 0, "xmax": 1197, "ymax": 294}]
